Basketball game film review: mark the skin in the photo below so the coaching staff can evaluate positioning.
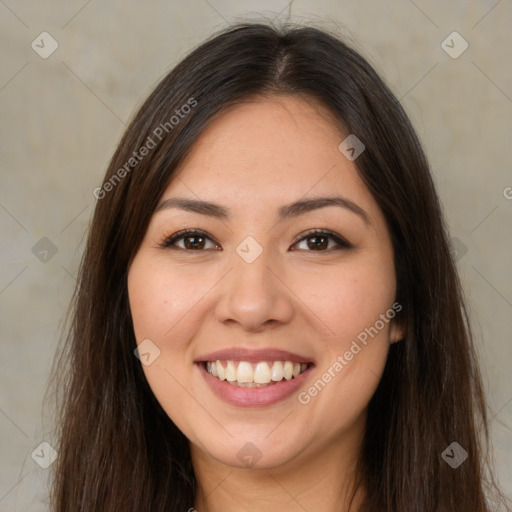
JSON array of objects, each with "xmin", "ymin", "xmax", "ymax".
[{"xmin": 127, "ymin": 95, "xmax": 403, "ymax": 511}]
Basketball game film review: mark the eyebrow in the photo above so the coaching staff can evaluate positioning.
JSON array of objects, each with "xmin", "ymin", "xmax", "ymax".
[{"xmin": 155, "ymin": 195, "xmax": 370, "ymax": 225}]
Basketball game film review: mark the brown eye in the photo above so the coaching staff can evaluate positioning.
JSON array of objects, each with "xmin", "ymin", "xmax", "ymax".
[
  {"xmin": 305, "ymin": 234, "xmax": 329, "ymax": 250},
  {"xmin": 183, "ymin": 234, "xmax": 206, "ymax": 250},
  {"xmin": 161, "ymin": 230, "xmax": 220, "ymax": 251},
  {"xmin": 292, "ymin": 229, "xmax": 352, "ymax": 252}
]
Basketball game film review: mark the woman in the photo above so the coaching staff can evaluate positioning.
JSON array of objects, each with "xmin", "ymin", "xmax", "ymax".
[{"xmin": 49, "ymin": 22, "xmax": 507, "ymax": 511}]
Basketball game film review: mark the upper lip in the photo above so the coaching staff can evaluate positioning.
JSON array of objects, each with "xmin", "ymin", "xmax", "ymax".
[{"xmin": 195, "ymin": 347, "xmax": 314, "ymax": 364}]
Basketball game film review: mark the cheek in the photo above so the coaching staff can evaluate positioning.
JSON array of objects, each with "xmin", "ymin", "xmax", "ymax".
[
  {"xmin": 300, "ymin": 258, "xmax": 396, "ymax": 345},
  {"xmin": 128, "ymin": 257, "xmax": 207, "ymax": 343},
  {"xmin": 127, "ymin": 256, "xmax": 208, "ymax": 437},
  {"xmin": 294, "ymin": 258, "xmax": 395, "ymax": 404},
  {"xmin": 294, "ymin": 258, "xmax": 395, "ymax": 429}
]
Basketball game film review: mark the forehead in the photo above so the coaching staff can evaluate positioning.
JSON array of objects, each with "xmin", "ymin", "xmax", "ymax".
[{"xmin": 162, "ymin": 95, "xmax": 379, "ymax": 224}]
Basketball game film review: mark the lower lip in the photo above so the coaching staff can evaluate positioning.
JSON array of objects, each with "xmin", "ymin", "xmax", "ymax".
[{"xmin": 197, "ymin": 363, "xmax": 312, "ymax": 407}]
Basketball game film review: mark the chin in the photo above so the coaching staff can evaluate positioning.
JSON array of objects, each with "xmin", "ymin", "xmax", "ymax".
[{"xmin": 192, "ymin": 428, "xmax": 305, "ymax": 470}]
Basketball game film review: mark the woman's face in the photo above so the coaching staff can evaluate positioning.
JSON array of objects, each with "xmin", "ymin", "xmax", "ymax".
[{"xmin": 128, "ymin": 95, "xmax": 400, "ymax": 471}]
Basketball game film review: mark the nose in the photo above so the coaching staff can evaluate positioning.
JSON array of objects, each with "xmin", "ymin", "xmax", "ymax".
[{"xmin": 213, "ymin": 243, "xmax": 295, "ymax": 333}]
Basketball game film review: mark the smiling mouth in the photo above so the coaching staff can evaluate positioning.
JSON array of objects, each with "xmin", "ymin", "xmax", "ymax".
[{"xmin": 203, "ymin": 360, "xmax": 311, "ymax": 387}]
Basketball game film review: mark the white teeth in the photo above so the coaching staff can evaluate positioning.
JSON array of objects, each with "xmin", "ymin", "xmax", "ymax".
[
  {"xmin": 253, "ymin": 362, "xmax": 271, "ymax": 384},
  {"xmin": 206, "ymin": 359, "xmax": 309, "ymax": 386},
  {"xmin": 216, "ymin": 360, "xmax": 225, "ymax": 380},
  {"xmin": 283, "ymin": 361, "xmax": 293, "ymax": 380},
  {"xmin": 271, "ymin": 361, "xmax": 284, "ymax": 381},
  {"xmin": 237, "ymin": 361, "xmax": 253, "ymax": 383},
  {"xmin": 225, "ymin": 361, "xmax": 237, "ymax": 382}
]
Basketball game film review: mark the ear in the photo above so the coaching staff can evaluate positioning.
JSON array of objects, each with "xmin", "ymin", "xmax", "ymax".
[{"xmin": 389, "ymin": 319, "xmax": 406, "ymax": 344}]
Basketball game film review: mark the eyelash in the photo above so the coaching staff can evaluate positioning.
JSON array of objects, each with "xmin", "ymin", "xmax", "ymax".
[{"xmin": 159, "ymin": 228, "xmax": 352, "ymax": 252}]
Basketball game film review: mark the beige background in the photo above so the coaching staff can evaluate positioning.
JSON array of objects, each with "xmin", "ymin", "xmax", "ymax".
[{"xmin": 0, "ymin": 1, "xmax": 511, "ymax": 509}]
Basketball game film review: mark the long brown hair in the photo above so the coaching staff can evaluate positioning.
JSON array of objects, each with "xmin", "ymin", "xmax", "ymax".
[{"xmin": 48, "ymin": 22, "xmax": 507, "ymax": 511}]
